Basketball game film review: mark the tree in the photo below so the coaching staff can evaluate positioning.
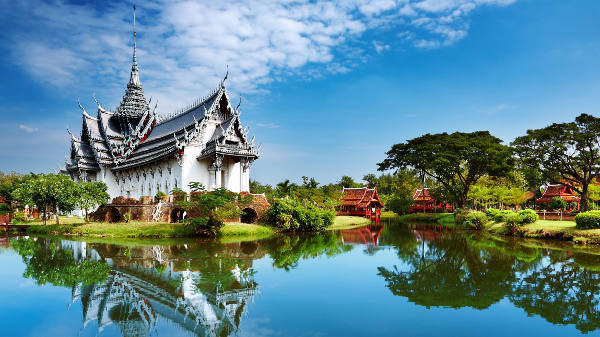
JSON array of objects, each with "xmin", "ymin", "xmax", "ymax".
[
  {"xmin": 12, "ymin": 174, "xmax": 79, "ymax": 225},
  {"xmin": 0, "ymin": 171, "xmax": 23, "ymax": 201},
  {"xmin": 362, "ymin": 174, "xmax": 378, "ymax": 187},
  {"xmin": 338, "ymin": 176, "xmax": 358, "ymax": 188},
  {"xmin": 378, "ymin": 131, "xmax": 515, "ymax": 208},
  {"xmin": 77, "ymin": 181, "xmax": 110, "ymax": 221},
  {"xmin": 301, "ymin": 176, "xmax": 319, "ymax": 189},
  {"xmin": 512, "ymin": 114, "xmax": 600, "ymax": 211}
]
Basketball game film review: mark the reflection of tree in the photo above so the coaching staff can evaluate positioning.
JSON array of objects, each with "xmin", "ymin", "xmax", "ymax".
[
  {"xmin": 378, "ymin": 233, "xmax": 517, "ymax": 309},
  {"xmin": 510, "ymin": 252, "xmax": 600, "ymax": 334},
  {"xmin": 10, "ymin": 237, "xmax": 110, "ymax": 286},
  {"xmin": 264, "ymin": 231, "xmax": 352, "ymax": 270},
  {"xmin": 377, "ymin": 229, "xmax": 600, "ymax": 333}
]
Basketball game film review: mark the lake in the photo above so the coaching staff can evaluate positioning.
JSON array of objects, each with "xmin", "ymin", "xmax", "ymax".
[{"xmin": 1, "ymin": 218, "xmax": 599, "ymax": 336}]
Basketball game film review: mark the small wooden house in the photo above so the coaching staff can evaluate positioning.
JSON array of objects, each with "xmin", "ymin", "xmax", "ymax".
[
  {"xmin": 340, "ymin": 187, "xmax": 384, "ymax": 218},
  {"xmin": 536, "ymin": 184, "xmax": 580, "ymax": 211},
  {"xmin": 411, "ymin": 188, "xmax": 452, "ymax": 213}
]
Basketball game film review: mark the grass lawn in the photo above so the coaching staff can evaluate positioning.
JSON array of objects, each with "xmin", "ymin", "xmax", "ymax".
[
  {"xmin": 328, "ymin": 216, "xmax": 371, "ymax": 230},
  {"xmin": 24, "ymin": 216, "xmax": 276, "ymax": 239},
  {"xmin": 396, "ymin": 212, "xmax": 455, "ymax": 226},
  {"xmin": 487, "ymin": 219, "xmax": 600, "ymax": 244}
]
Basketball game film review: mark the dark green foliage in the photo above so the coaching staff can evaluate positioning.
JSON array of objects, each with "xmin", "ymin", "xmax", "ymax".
[
  {"xmin": 575, "ymin": 211, "xmax": 600, "ymax": 229},
  {"xmin": 549, "ymin": 197, "xmax": 568, "ymax": 211},
  {"xmin": 386, "ymin": 195, "xmax": 414, "ymax": 215},
  {"xmin": 494, "ymin": 210, "xmax": 516, "ymax": 223},
  {"xmin": 122, "ymin": 212, "xmax": 131, "ymax": 223},
  {"xmin": 517, "ymin": 209, "xmax": 539, "ymax": 224},
  {"xmin": 263, "ymin": 198, "xmax": 335, "ymax": 232},
  {"xmin": 463, "ymin": 212, "xmax": 489, "ymax": 230},
  {"xmin": 155, "ymin": 190, "xmax": 166, "ymax": 202},
  {"xmin": 454, "ymin": 208, "xmax": 469, "ymax": 225},
  {"xmin": 512, "ymin": 114, "xmax": 600, "ymax": 211},
  {"xmin": 0, "ymin": 203, "xmax": 12, "ymax": 215},
  {"xmin": 485, "ymin": 208, "xmax": 500, "ymax": 219},
  {"xmin": 378, "ymin": 131, "xmax": 515, "ymax": 208},
  {"xmin": 179, "ymin": 217, "xmax": 224, "ymax": 237}
]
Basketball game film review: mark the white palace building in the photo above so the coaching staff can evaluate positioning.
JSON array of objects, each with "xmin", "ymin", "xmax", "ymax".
[{"xmin": 63, "ymin": 11, "xmax": 260, "ymax": 200}]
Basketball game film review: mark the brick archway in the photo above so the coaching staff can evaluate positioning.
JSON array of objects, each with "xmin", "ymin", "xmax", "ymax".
[{"xmin": 241, "ymin": 207, "xmax": 259, "ymax": 224}]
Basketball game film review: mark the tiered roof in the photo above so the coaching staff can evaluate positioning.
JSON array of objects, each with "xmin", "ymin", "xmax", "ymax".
[
  {"xmin": 63, "ymin": 11, "xmax": 259, "ymax": 176},
  {"xmin": 536, "ymin": 184, "xmax": 580, "ymax": 203},
  {"xmin": 341, "ymin": 187, "xmax": 384, "ymax": 208},
  {"xmin": 413, "ymin": 188, "xmax": 435, "ymax": 202}
]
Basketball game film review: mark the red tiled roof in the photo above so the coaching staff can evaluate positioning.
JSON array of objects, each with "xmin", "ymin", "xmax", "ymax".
[
  {"xmin": 341, "ymin": 187, "xmax": 384, "ymax": 208},
  {"xmin": 536, "ymin": 184, "xmax": 580, "ymax": 203},
  {"xmin": 413, "ymin": 188, "xmax": 435, "ymax": 202}
]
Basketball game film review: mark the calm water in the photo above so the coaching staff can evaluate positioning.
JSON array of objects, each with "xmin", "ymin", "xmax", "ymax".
[{"xmin": 1, "ymin": 219, "xmax": 600, "ymax": 337}]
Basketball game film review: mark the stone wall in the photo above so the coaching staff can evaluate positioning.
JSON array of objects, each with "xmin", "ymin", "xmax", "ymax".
[{"xmin": 90, "ymin": 193, "xmax": 270, "ymax": 224}]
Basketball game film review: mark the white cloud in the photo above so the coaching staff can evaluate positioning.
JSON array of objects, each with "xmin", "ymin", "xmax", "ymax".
[
  {"xmin": 19, "ymin": 124, "xmax": 38, "ymax": 133},
  {"xmin": 0, "ymin": 0, "xmax": 517, "ymax": 113},
  {"xmin": 373, "ymin": 40, "xmax": 391, "ymax": 53}
]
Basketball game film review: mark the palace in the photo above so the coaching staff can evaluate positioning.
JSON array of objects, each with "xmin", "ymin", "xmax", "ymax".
[
  {"xmin": 410, "ymin": 188, "xmax": 452, "ymax": 213},
  {"xmin": 62, "ymin": 10, "xmax": 259, "ymax": 200}
]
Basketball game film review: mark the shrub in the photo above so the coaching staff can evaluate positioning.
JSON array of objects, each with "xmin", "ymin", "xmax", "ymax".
[
  {"xmin": 575, "ymin": 211, "xmax": 600, "ymax": 229},
  {"xmin": 0, "ymin": 203, "xmax": 12, "ymax": 215},
  {"xmin": 494, "ymin": 210, "xmax": 515, "ymax": 223},
  {"xmin": 263, "ymin": 198, "xmax": 335, "ymax": 232},
  {"xmin": 485, "ymin": 208, "xmax": 500, "ymax": 219},
  {"xmin": 454, "ymin": 208, "xmax": 469, "ymax": 225},
  {"xmin": 463, "ymin": 212, "xmax": 489, "ymax": 230},
  {"xmin": 155, "ymin": 191, "xmax": 166, "ymax": 202},
  {"xmin": 504, "ymin": 214, "xmax": 524, "ymax": 235},
  {"xmin": 518, "ymin": 209, "xmax": 539, "ymax": 224},
  {"xmin": 122, "ymin": 212, "xmax": 131, "ymax": 223},
  {"xmin": 179, "ymin": 217, "xmax": 223, "ymax": 237},
  {"xmin": 549, "ymin": 197, "xmax": 568, "ymax": 211},
  {"xmin": 12, "ymin": 211, "xmax": 26, "ymax": 222}
]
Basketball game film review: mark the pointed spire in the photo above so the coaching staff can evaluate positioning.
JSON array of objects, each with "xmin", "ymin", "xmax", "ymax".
[{"xmin": 129, "ymin": 4, "xmax": 141, "ymax": 87}]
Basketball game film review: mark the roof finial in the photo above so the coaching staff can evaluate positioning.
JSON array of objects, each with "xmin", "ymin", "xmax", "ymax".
[{"xmin": 129, "ymin": 4, "xmax": 141, "ymax": 86}]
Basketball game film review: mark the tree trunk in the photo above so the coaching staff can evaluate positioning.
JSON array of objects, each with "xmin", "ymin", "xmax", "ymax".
[
  {"xmin": 580, "ymin": 184, "xmax": 590, "ymax": 212},
  {"xmin": 43, "ymin": 206, "xmax": 47, "ymax": 226},
  {"xmin": 85, "ymin": 208, "xmax": 88, "ymax": 222},
  {"xmin": 55, "ymin": 205, "xmax": 60, "ymax": 225}
]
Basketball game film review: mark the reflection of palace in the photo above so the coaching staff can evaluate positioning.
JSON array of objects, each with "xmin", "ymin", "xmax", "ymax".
[{"xmin": 61, "ymin": 240, "xmax": 260, "ymax": 337}]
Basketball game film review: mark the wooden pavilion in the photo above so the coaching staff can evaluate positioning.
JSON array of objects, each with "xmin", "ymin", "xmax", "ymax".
[
  {"xmin": 536, "ymin": 184, "xmax": 580, "ymax": 211},
  {"xmin": 340, "ymin": 186, "xmax": 384, "ymax": 219},
  {"xmin": 410, "ymin": 188, "xmax": 452, "ymax": 213}
]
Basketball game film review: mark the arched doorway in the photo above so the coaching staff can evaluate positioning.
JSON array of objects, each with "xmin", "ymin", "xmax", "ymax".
[
  {"xmin": 170, "ymin": 208, "xmax": 185, "ymax": 223},
  {"xmin": 241, "ymin": 208, "xmax": 258, "ymax": 224},
  {"xmin": 105, "ymin": 207, "xmax": 121, "ymax": 223}
]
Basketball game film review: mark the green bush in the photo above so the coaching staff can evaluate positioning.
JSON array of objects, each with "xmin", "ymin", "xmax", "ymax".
[
  {"xmin": 122, "ymin": 212, "xmax": 131, "ymax": 223},
  {"xmin": 549, "ymin": 197, "xmax": 568, "ymax": 210},
  {"xmin": 504, "ymin": 214, "xmax": 524, "ymax": 235},
  {"xmin": 0, "ymin": 203, "xmax": 12, "ymax": 215},
  {"xmin": 179, "ymin": 217, "xmax": 223, "ymax": 236},
  {"xmin": 575, "ymin": 211, "xmax": 600, "ymax": 229},
  {"xmin": 263, "ymin": 198, "xmax": 335, "ymax": 232},
  {"xmin": 155, "ymin": 190, "xmax": 166, "ymax": 202},
  {"xmin": 494, "ymin": 210, "xmax": 515, "ymax": 222},
  {"xmin": 463, "ymin": 212, "xmax": 489, "ymax": 230},
  {"xmin": 454, "ymin": 208, "xmax": 469, "ymax": 225},
  {"xmin": 485, "ymin": 208, "xmax": 500, "ymax": 219},
  {"xmin": 517, "ymin": 209, "xmax": 539, "ymax": 224}
]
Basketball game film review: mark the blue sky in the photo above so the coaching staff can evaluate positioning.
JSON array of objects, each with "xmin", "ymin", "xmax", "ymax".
[{"xmin": 1, "ymin": 0, "xmax": 599, "ymax": 186}]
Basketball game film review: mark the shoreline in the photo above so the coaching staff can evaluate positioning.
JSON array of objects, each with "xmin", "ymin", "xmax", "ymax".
[
  {"xmin": 394, "ymin": 212, "xmax": 600, "ymax": 245},
  {"xmin": 13, "ymin": 215, "xmax": 372, "ymax": 239}
]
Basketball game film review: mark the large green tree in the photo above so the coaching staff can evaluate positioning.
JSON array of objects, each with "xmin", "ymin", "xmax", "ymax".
[
  {"xmin": 78, "ymin": 181, "xmax": 110, "ymax": 221},
  {"xmin": 512, "ymin": 114, "xmax": 600, "ymax": 211},
  {"xmin": 378, "ymin": 131, "xmax": 515, "ymax": 208},
  {"xmin": 12, "ymin": 174, "xmax": 79, "ymax": 224}
]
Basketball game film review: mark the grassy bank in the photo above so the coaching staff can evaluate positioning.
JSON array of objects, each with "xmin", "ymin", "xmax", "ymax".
[
  {"xmin": 24, "ymin": 215, "xmax": 369, "ymax": 238},
  {"xmin": 486, "ymin": 219, "xmax": 600, "ymax": 245},
  {"xmin": 328, "ymin": 216, "xmax": 371, "ymax": 230}
]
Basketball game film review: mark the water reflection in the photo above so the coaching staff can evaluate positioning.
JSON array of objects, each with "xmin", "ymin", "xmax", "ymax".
[
  {"xmin": 5, "ymin": 219, "xmax": 600, "ymax": 336},
  {"xmin": 375, "ymin": 218, "xmax": 600, "ymax": 334}
]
